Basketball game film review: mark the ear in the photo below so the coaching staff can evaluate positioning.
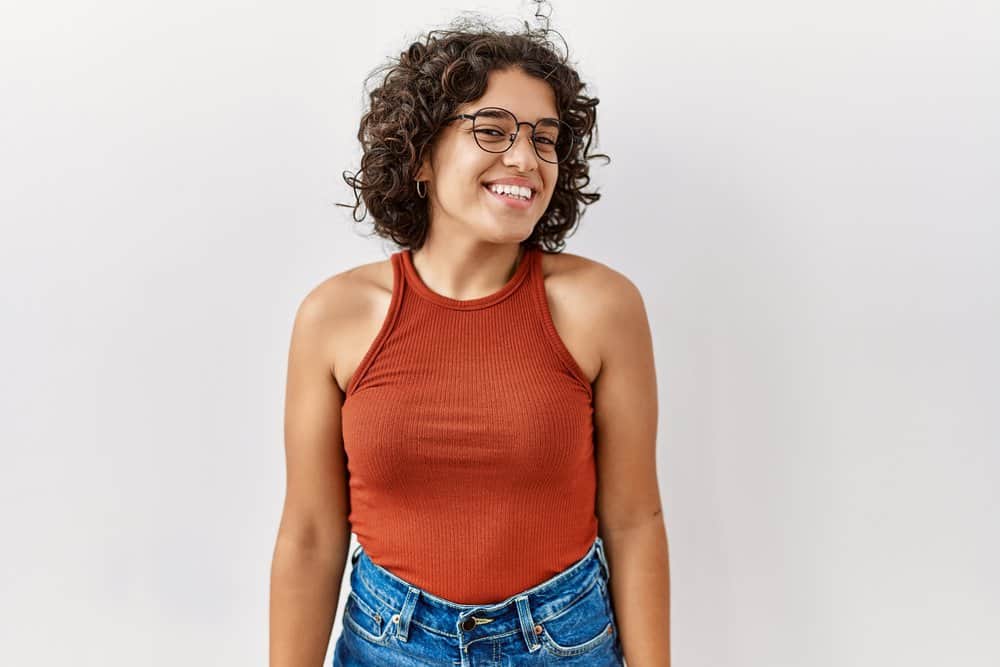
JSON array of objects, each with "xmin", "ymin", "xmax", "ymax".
[{"xmin": 414, "ymin": 142, "xmax": 434, "ymax": 182}]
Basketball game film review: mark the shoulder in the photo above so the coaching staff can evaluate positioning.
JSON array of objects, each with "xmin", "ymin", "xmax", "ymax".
[
  {"xmin": 538, "ymin": 249, "xmax": 648, "ymax": 361},
  {"xmin": 293, "ymin": 255, "xmax": 394, "ymax": 374},
  {"xmin": 297, "ymin": 256, "xmax": 391, "ymax": 322},
  {"xmin": 538, "ymin": 249, "xmax": 644, "ymax": 312}
]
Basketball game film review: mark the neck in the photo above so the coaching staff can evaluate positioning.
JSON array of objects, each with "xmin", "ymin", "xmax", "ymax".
[{"xmin": 409, "ymin": 243, "xmax": 526, "ymax": 302}]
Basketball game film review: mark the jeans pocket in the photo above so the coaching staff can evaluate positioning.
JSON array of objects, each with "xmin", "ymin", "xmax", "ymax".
[
  {"xmin": 537, "ymin": 574, "xmax": 617, "ymax": 658},
  {"xmin": 342, "ymin": 590, "xmax": 398, "ymax": 647}
]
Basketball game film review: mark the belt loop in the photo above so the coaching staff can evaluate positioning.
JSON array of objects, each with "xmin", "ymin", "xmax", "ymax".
[
  {"xmin": 395, "ymin": 587, "xmax": 421, "ymax": 642},
  {"xmin": 514, "ymin": 595, "xmax": 542, "ymax": 653},
  {"xmin": 350, "ymin": 543, "xmax": 362, "ymax": 565},
  {"xmin": 595, "ymin": 536, "xmax": 611, "ymax": 582}
]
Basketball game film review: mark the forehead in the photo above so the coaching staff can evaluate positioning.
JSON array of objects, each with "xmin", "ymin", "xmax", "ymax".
[{"xmin": 458, "ymin": 68, "xmax": 559, "ymax": 120}]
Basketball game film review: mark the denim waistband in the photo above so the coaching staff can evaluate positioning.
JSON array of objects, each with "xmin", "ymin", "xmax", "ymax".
[{"xmin": 347, "ymin": 536, "xmax": 611, "ymax": 648}]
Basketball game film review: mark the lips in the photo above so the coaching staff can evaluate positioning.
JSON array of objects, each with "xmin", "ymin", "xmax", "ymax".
[{"xmin": 483, "ymin": 184, "xmax": 534, "ymax": 210}]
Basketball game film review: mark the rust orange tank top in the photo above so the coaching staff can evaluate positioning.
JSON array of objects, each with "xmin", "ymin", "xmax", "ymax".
[{"xmin": 340, "ymin": 245, "xmax": 598, "ymax": 604}]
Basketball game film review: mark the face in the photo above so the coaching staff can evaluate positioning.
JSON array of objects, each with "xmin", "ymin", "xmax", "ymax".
[{"xmin": 415, "ymin": 67, "xmax": 561, "ymax": 244}]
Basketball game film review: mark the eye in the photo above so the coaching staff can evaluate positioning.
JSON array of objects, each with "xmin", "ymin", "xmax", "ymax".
[{"xmin": 475, "ymin": 129, "xmax": 506, "ymax": 137}]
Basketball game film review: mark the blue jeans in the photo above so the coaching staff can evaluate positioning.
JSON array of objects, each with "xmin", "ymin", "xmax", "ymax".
[{"xmin": 333, "ymin": 536, "xmax": 624, "ymax": 666}]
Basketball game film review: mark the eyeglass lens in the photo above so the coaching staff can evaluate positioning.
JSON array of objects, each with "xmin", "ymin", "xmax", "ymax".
[{"xmin": 472, "ymin": 108, "xmax": 573, "ymax": 164}]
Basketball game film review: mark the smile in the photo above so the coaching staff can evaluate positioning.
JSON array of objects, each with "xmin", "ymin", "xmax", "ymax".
[{"xmin": 483, "ymin": 184, "xmax": 535, "ymax": 210}]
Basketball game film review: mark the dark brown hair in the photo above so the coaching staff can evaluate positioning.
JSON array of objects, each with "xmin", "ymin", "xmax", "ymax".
[{"xmin": 337, "ymin": 3, "xmax": 610, "ymax": 252}]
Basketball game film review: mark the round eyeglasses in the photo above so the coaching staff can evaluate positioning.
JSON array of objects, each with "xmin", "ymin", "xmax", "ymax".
[{"xmin": 443, "ymin": 106, "xmax": 576, "ymax": 164}]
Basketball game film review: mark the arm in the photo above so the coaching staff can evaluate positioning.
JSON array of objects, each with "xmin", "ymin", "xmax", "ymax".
[
  {"xmin": 592, "ymin": 273, "xmax": 671, "ymax": 667},
  {"xmin": 270, "ymin": 288, "xmax": 352, "ymax": 667}
]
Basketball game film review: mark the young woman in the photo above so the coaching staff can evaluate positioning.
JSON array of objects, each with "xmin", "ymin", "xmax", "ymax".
[{"xmin": 270, "ymin": 10, "xmax": 670, "ymax": 667}]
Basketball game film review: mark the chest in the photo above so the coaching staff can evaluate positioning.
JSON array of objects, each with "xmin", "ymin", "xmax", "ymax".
[{"xmin": 333, "ymin": 281, "xmax": 600, "ymax": 396}]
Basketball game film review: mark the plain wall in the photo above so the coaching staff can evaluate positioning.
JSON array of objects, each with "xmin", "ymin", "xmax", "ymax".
[{"xmin": 1, "ymin": 1, "xmax": 997, "ymax": 665}]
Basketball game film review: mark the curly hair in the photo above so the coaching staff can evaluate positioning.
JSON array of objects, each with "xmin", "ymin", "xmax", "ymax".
[{"xmin": 337, "ymin": 4, "xmax": 610, "ymax": 253}]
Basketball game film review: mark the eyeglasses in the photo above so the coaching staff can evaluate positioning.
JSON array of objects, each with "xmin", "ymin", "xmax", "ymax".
[{"xmin": 443, "ymin": 106, "xmax": 575, "ymax": 164}]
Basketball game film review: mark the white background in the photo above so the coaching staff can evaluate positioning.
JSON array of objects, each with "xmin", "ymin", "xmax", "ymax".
[{"xmin": 1, "ymin": 1, "xmax": 997, "ymax": 665}]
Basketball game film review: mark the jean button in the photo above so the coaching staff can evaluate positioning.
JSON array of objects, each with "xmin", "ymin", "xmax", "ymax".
[{"xmin": 460, "ymin": 618, "xmax": 476, "ymax": 631}]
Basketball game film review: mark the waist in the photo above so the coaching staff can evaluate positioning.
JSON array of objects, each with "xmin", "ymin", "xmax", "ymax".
[{"xmin": 347, "ymin": 535, "xmax": 611, "ymax": 642}]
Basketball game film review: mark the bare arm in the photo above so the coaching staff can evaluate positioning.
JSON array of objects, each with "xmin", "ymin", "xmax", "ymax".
[
  {"xmin": 270, "ymin": 287, "xmax": 352, "ymax": 667},
  {"xmin": 592, "ymin": 271, "xmax": 670, "ymax": 667}
]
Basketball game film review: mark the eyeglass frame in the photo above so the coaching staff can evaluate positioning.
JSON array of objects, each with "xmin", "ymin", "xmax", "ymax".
[{"xmin": 442, "ymin": 106, "xmax": 576, "ymax": 164}]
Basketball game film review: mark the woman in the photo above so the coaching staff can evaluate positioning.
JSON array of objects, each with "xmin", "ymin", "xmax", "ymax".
[{"xmin": 270, "ymin": 9, "xmax": 670, "ymax": 667}]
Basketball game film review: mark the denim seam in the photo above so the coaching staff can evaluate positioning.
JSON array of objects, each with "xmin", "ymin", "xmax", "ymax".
[
  {"xmin": 539, "ymin": 623, "xmax": 614, "ymax": 657},
  {"xmin": 454, "ymin": 619, "xmax": 612, "ymax": 651},
  {"xmin": 348, "ymin": 591, "xmax": 382, "ymax": 625},
  {"xmin": 342, "ymin": 607, "xmax": 395, "ymax": 645},
  {"xmin": 408, "ymin": 618, "xmax": 460, "ymax": 639},
  {"xmin": 356, "ymin": 571, "xmax": 399, "ymax": 611},
  {"xmin": 534, "ymin": 573, "xmax": 601, "ymax": 625},
  {"xmin": 389, "ymin": 572, "xmax": 603, "ymax": 649}
]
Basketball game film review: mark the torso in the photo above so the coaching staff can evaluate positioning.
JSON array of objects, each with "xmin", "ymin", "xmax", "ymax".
[{"xmin": 323, "ymin": 250, "xmax": 605, "ymax": 396}]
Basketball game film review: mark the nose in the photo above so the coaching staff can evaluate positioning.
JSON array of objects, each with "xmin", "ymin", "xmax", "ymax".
[{"xmin": 502, "ymin": 126, "xmax": 539, "ymax": 171}]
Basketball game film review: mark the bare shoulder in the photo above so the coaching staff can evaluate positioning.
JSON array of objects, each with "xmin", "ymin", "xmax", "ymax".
[
  {"xmin": 297, "ymin": 256, "xmax": 394, "ymax": 393},
  {"xmin": 538, "ymin": 250, "xmax": 648, "ymax": 379},
  {"xmin": 539, "ymin": 250, "xmax": 636, "ymax": 289},
  {"xmin": 303, "ymin": 256, "xmax": 390, "ymax": 310},
  {"xmin": 540, "ymin": 250, "xmax": 644, "ymax": 317}
]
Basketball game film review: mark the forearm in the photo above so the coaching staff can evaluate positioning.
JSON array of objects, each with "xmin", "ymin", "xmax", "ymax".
[
  {"xmin": 602, "ymin": 514, "xmax": 671, "ymax": 667},
  {"xmin": 269, "ymin": 538, "xmax": 349, "ymax": 667}
]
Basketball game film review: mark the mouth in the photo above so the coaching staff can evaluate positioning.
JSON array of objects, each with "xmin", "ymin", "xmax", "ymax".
[{"xmin": 482, "ymin": 183, "xmax": 536, "ymax": 210}]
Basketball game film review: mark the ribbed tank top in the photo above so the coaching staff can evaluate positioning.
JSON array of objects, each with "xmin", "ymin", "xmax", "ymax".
[{"xmin": 340, "ymin": 245, "xmax": 598, "ymax": 605}]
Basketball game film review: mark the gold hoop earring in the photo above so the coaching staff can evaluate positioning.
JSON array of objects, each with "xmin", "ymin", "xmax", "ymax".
[{"xmin": 416, "ymin": 180, "xmax": 427, "ymax": 199}]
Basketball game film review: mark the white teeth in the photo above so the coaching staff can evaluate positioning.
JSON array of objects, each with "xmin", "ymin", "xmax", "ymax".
[{"xmin": 487, "ymin": 183, "xmax": 532, "ymax": 200}]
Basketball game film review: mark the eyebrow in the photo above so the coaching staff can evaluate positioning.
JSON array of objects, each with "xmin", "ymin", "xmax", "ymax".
[{"xmin": 475, "ymin": 108, "xmax": 560, "ymax": 123}]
